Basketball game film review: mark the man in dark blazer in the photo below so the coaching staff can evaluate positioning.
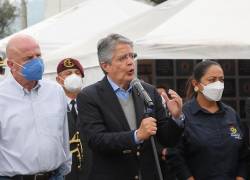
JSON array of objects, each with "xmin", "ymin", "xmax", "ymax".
[
  {"xmin": 77, "ymin": 34, "xmax": 184, "ymax": 180},
  {"xmin": 56, "ymin": 58, "xmax": 91, "ymax": 180}
]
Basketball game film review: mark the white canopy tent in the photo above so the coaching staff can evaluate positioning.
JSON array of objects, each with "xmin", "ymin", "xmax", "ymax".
[
  {"xmin": 44, "ymin": 0, "xmax": 250, "ymax": 85},
  {"xmin": 0, "ymin": 0, "xmax": 150, "ymax": 56},
  {"xmin": 136, "ymin": 0, "xmax": 250, "ymax": 59},
  {"xmin": 43, "ymin": 0, "xmax": 187, "ymax": 83}
]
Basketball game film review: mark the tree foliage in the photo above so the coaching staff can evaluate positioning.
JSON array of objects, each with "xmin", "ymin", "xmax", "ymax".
[{"xmin": 0, "ymin": 0, "xmax": 17, "ymax": 38}]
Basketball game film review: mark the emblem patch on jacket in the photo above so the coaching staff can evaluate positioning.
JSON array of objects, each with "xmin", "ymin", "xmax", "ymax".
[{"xmin": 229, "ymin": 126, "xmax": 242, "ymax": 140}]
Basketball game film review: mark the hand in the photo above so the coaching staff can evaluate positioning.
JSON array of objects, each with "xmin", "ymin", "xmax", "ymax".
[
  {"xmin": 187, "ymin": 176, "xmax": 195, "ymax": 180},
  {"xmin": 136, "ymin": 117, "xmax": 157, "ymax": 141},
  {"xmin": 161, "ymin": 148, "xmax": 168, "ymax": 160},
  {"xmin": 161, "ymin": 89, "xmax": 183, "ymax": 119},
  {"xmin": 236, "ymin": 177, "xmax": 245, "ymax": 180}
]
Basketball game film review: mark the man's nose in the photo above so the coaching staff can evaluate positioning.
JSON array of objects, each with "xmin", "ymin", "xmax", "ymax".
[{"xmin": 127, "ymin": 57, "xmax": 134, "ymax": 65}]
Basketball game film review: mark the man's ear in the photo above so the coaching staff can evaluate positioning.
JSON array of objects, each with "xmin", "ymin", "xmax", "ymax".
[
  {"xmin": 100, "ymin": 63, "xmax": 110, "ymax": 74},
  {"xmin": 56, "ymin": 75, "xmax": 64, "ymax": 85},
  {"xmin": 7, "ymin": 59, "xmax": 13, "ymax": 68},
  {"xmin": 56, "ymin": 76, "xmax": 60, "ymax": 83}
]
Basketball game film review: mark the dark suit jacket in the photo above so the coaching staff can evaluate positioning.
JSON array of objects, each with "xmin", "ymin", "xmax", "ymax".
[
  {"xmin": 77, "ymin": 76, "xmax": 183, "ymax": 180},
  {"xmin": 65, "ymin": 105, "xmax": 91, "ymax": 180}
]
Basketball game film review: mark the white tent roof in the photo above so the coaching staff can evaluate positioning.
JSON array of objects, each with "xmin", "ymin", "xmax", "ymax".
[
  {"xmin": 0, "ymin": 0, "xmax": 150, "ymax": 56},
  {"xmin": 46, "ymin": 0, "xmax": 250, "ymax": 64},
  {"xmin": 43, "ymin": 0, "xmax": 184, "ymax": 73},
  {"xmin": 44, "ymin": 0, "xmax": 250, "ymax": 85},
  {"xmin": 136, "ymin": 0, "xmax": 250, "ymax": 59}
]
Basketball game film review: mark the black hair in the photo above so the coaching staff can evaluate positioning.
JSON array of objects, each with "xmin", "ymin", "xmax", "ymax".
[{"xmin": 185, "ymin": 60, "xmax": 221, "ymax": 100}]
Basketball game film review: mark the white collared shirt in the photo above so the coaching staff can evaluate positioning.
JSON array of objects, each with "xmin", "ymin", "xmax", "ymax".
[{"xmin": 0, "ymin": 76, "xmax": 71, "ymax": 176}]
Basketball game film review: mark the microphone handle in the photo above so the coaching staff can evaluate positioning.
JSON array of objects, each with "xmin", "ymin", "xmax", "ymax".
[
  {"xmin": 150, "ymin": 136, "xmax": 164, "ymax": 180},
  {"xmin": 144, "ymin": 113, "xmax": 164, "ymax": 180}
]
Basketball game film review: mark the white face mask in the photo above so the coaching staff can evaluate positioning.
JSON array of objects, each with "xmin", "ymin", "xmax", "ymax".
[
  {"xmin": 64, "ymin": 73, "xmax": 83, "ymax": 93},
  {"xmin": 201, "ymin": 81, "xmax": 224, "ymax": 101}
]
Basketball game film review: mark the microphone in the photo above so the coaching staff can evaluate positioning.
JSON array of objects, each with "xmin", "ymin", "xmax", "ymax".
[
  {"xmin": 131, "ymin": 78, "xmax": 164, "ymax": 180},
  {"xmin": 131, "ymin": 78, "xmax": 154, "ymax": 108}
]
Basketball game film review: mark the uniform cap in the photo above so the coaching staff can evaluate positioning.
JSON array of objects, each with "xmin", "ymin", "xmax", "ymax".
[{"xmin": 57, "ymin": 58, "xmax": 84, "ymax": 77}]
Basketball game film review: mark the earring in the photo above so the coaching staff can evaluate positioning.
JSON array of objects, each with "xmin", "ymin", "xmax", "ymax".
[{"xmin": 194, "ymin": 87, "xmax": 199, "ymax": 92}]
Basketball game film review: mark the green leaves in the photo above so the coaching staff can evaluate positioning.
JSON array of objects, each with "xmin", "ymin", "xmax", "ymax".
[{"xmin": 0, "ymin": 0, "xmax": 17, "ymax": 38}]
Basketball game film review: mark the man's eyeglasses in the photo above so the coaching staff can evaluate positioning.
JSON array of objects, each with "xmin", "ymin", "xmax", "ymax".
[{"xmin": 116, "ymin": 52, "xmax": 137, "ymax": 62}]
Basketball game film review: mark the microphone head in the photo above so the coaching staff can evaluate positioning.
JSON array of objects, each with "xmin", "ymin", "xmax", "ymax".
[
  {"xmin": 131, "ymin": 78, "xmax": 154, "ymax": 108},
  {"xmin": 131, "ymin": 78, "xmax": 140, "ymax": 87},
  {"xmin": 131, "ymin": 78, "xmax": 143, "ymax": 92}
]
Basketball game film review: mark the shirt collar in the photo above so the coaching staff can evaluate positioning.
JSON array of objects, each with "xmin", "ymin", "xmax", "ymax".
[
  {"xmin": 23, "ymin": 82, "xmax": 41, "ymax": 95},
  {"xmin": 189, "ymin": 97, "xmax": 200, "ymax": 114},
  {"xmin": 190, "ymin": 97, "xmax": 226, "ymax": 115},
  {"xmin": 107, "ymin": 76, "xmax": 132, "ymax": 93},
  {"xmin": 66, "ymin": 96, "xmax": 76, "ymax": 105},
  {"xmin": 9, "ymin": 75, "xmax": 41, "ymax": 96}
]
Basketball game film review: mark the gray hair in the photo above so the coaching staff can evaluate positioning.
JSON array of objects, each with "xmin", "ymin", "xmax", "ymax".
[{"xmin": 97, "ymin": 33, "xmax": 133, "ymax": 66}]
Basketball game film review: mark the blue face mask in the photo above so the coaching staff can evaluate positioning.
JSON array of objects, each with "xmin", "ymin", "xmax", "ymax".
[{"xmin": 20, "ymin": 58, "xmax": 44, "ymax": 81}]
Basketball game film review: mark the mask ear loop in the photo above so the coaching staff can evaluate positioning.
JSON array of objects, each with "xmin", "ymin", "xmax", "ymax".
[
  {"xmin": 57, "ymin": 75, "xmax": 67, "ymax": 89},
  {"xmin": 57, "ymin": 75, "xmax": 65, "ymax": 81},
  {"xmin": 13, "ymin": 61, "xmax": 25, "ymax": 69},
  {"xmin": 9, "ymin": 60, "xmax": 27, "ymax": 77}
]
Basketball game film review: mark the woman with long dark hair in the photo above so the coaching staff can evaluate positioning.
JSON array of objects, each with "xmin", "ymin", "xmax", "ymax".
[{"xmin": 174, "ymin": 60, "xmax": 249, "ymax": 180}]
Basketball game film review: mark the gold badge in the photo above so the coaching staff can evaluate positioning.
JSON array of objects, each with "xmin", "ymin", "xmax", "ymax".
[
  {"xmin": 230, "ymin": 127, "xmax": 237, "ymax": 134},
  {"xmin": 64, "ymin": 59, "xmax": 74, "ymax": 68},
  {"xmin": 229, "ymin": 125, "xmax": 242, "ymax": 140}
]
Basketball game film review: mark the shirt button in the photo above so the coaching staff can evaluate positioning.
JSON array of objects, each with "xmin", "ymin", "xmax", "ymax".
[
  {"xmin": 136, "ymin": 151, "xmax": 140, "ymax": 156},
  {"xmin": 134, "ymin": 175, "xmax": 139, "ymax": 179}
]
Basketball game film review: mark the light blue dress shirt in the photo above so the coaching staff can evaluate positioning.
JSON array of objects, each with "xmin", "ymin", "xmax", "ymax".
[
  {"xmin": 0, "ymin": 76, "xmax": 71, "ymax": 176},
  {"xmin": 107, "ymin": 76, "xmax": 141, "ymax": 143},
  {"xmin": 107, "ymin": 76, "xmax": 132, "ymax": 101}
]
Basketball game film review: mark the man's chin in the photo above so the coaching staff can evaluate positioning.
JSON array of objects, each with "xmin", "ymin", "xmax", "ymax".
[{"xmin": 127, "ymin": 76, "xmax": 135, "ymax": 83}]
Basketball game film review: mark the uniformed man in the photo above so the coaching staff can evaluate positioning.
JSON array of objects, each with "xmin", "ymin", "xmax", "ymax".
[
  {"xmin": 56, "ymin": 58, "xmax": 91, "ymax": 180},
  {"xmin": 0, "ymin": 56, "xmax": 5, "ymax": 75}
]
